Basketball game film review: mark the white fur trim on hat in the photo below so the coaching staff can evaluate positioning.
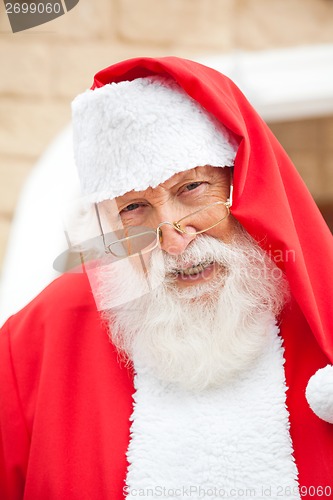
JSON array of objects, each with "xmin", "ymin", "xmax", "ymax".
[
  {"xmin": 305, "ymin": 365, "xmax": 333, "ymax": 424},
  {"xmin": 72, "ymin": 76, "xmax": 238, "ymax": 202}
]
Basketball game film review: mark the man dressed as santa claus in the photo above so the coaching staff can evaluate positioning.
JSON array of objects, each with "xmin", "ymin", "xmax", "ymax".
[{"xmin": 0, "ymin": 57, "xmax": 333, "ymax": 500}]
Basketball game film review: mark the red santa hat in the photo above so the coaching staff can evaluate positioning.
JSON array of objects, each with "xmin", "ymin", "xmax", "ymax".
[
  {"xmin": 71, "ymin": 57, "xmax": 333, "ymax": 478},
  {"xmin": 72, "ymin": 76, "xmax": 238, "ymax": 203}
]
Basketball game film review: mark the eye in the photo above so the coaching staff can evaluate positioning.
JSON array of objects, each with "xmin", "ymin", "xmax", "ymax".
[
  {"xmin": 183, "ymin": 181, "xmax": 204, "ymax": 192},
  {"xmin": 119, "ymin": 202, "xmax": 147, "ymax": 215},
  {"xmin": 120, "ymin": 203, "xmax": 143, "ymax": 213}
]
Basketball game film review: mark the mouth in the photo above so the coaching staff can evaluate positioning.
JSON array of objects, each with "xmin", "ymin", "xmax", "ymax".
[{"xmin": 173, "ymin": 259, "xmax": 214, "ymax": 277}]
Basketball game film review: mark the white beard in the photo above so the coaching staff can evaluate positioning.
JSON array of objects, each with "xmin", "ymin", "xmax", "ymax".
[{"xmin": 96, "ymin": 226, "xmax": 289, "ymax": 391}]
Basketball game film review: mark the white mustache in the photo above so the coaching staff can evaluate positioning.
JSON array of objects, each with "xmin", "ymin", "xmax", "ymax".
[{"xmin": 161, "ymin": 235, "xmax": 230, "ymax": 274}]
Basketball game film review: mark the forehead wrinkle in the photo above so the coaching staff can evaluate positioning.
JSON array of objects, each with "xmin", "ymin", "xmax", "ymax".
[
  {"xmin": 142, "ymin": 166, "xmax": 209, "ymax": 206},
  {"xmin": 115, "ymin": 183, "xmax": 173, "ymax": 209},
  {"xmin": 115, "ymin": 165, "xmax": 230, "ymax": 207},
  {"xmin": 141, "ymin": 185, "xmax": 174, "ymax": 207},
  {"xmin": 117, "ymin": 167, "xmax": 199, "ymax": 204}
]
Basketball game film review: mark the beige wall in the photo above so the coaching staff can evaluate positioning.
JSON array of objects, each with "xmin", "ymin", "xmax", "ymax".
[
  {"xmin": 269, "ymin": 116, "xmax": 333, "ymax": 201},
  {"xmin": 1, "ymin": 0, "xmax": 333, "ymax": 269}
]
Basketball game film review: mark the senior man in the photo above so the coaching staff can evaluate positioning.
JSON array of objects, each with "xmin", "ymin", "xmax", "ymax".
[{"xmin": 0, "ymin": 57, "xmax": 333, "ymax": 500}]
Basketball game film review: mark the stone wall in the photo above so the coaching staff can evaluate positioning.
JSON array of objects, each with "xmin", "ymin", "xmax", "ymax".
[
  {"xmin": 269, "ymin": 117, "xmax": 333, "ymax": 201},
  {"xmin": 1, "ymin": 0, "xmax": 333, "ymax": 269}
]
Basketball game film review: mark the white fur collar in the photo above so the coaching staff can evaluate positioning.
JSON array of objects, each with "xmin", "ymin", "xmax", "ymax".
[{"xmin": 125, "ymin": 323, "xmax": 300, "ymax": 499}]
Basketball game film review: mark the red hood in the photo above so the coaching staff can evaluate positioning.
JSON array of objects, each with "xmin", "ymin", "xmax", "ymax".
[{"xmin": 92, "ymin": 56, "xmax": 333, "ymax": 364}]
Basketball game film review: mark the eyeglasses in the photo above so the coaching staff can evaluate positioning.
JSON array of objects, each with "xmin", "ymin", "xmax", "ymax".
[
  {"xmin": 95, "ymin": 195, "xmax": 232, "ymax": 259},
  {"xmin": 53, "ymin": 186, "xmax": 233, "ymax": 273}
]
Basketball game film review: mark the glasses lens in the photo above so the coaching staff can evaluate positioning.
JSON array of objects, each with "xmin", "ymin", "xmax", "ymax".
[
  {"xmin": 53, "ymin": 232, "xmax": 110, "ymax": 273},
  {"xmin": 53, "ymin": 227, "xmax": 158, "ymax": 272},
  {"xmin": 107, "ymin": 227, "xmax": 158, "ymax": 258},
  {"xmin": 177, "ymin": 202, "xmax": 229, "ymax": 235}
]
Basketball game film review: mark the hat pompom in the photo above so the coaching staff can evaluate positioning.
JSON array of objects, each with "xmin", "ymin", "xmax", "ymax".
[{"xmin": 305, "ymin": 365, "xmax": 333, "ymax": 424}]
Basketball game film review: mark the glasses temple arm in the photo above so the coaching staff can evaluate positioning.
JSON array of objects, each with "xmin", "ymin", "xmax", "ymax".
[
  {"xmin": 228, "ymin": 169, "xmax": 234, "ymax": 207},
  {"xmin": 94, "ymin": 203, "xmax": 108, "ymax": 249}
]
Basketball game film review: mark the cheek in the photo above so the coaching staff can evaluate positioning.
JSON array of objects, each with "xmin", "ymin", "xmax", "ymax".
[{"xmin": 207, "ymin": 215, "xmax": 238, "ymax": 243}]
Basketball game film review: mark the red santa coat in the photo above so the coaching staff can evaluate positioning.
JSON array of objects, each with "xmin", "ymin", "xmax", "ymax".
[
  {"xmin": 0, "ymin": 273, "xmax": 134, "ymax": 499},
  {"xmin": 1, "ymin": 56, "xmax": 333, "ymax": 498}
]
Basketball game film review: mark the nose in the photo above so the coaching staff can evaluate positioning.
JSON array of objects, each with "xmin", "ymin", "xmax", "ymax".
[{"xmin": 158, "ymin": 222, "xmax": 196, "ymax": 256}]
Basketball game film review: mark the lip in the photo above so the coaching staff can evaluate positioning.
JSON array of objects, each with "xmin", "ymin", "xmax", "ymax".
[{"xmin": 175, "ymin": 261, "xmax": 217, "ymax": 285}]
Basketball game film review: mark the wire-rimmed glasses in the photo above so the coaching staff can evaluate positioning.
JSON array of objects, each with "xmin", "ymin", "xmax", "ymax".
[
  {"xmin": 96, "ymin": 196, "xmax": 232, "ymax": 259},
  {"xmin": 52, "ymin": 187, "xmax": 233, "ymax": 273}
]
